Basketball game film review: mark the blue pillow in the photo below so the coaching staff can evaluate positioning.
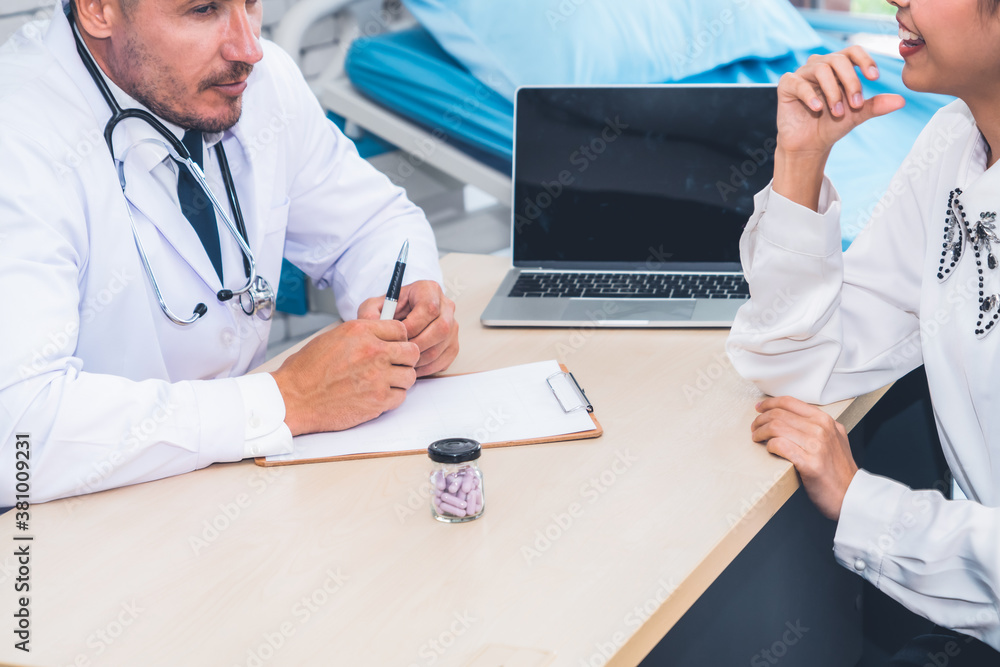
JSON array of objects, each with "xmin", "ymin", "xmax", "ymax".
[{"xmin": 400, "ymin": 0, "xmax": 822, "ymax": 100}]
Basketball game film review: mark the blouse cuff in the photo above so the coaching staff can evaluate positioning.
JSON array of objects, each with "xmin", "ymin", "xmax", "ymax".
[
  {"xmin": 833, "ymin": 469, "xmax": 911, "ymax": 588},
  {"xmin": 756, "ymin": 177, "xmax": 844, "ymax": 258}
]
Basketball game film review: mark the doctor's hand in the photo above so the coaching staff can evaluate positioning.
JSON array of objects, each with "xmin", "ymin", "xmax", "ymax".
[
  {"xmin": 358, "ymin": 280, "xmax": 459, "ymax": 377},
  {"xmin": 774, "ymin": 46, "xmax": 905, "ymax": 210},
  {"xmin": 751, "ymin": 396, "xmax": 859, "ymax": 521},
  {"xmin": 270, "ymin": 319, "xmax": 420, "ymax": 436}
]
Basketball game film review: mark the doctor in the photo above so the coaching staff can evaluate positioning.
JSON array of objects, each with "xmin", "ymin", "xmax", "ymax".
[{"xmin": 0, "ymin": 0, "xmax": 459, "ymax": 504}]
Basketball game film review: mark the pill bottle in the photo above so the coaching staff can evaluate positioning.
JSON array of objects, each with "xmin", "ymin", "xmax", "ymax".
[{"xmin": 428, "ymin": 438, "xmax": 485, "ymax": 523}]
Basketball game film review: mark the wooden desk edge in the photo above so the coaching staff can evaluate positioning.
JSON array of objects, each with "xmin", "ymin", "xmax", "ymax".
[
  {"xmin": 608, "ymin": 382, "xmax": 892, "ymax": 667},
  {"xmin": 836, "ymin": 383, "xmax": 893, "ymax": 433}
]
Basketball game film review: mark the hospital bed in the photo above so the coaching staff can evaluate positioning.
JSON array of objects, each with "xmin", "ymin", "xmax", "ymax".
[
  {"xmin": 269, "ymin": 0, "xmax": 951, "ymax": 315},
  {"xmin": 274, "ymin": 0, "xmax": 511, "ymax": 204}
]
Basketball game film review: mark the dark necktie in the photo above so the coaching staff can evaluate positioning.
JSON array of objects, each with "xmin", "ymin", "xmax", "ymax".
[{"xmin": 178, "ymin": 131, "xmax": 224, "ymax": 283}]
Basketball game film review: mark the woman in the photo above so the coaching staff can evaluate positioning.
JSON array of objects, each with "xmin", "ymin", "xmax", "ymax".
[{"xmin": 727, "ymin": 0, "xmax": 1000, "ymax": 662}]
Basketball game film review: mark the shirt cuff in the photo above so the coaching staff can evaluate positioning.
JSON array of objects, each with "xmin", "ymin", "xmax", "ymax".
[
  {"xmin": 833, "ymin": 469, "xmax": 911, "ymax": 587},
  {"xmin": 756, "ymin": 177, "xmax": 844, "ymax": 257},
  {"xmin": 234, "ymin": 372, "xmax": 293, "ymax": 459}
]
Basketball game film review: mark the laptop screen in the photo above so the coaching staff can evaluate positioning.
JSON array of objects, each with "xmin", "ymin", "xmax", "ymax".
[{"xmin": 512, "ymin": 85, "xmax": 778, "ymax": 271}]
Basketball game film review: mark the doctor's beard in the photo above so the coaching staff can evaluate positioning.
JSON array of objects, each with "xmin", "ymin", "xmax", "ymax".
[{"xmin": 108, "ymin": 31, "xmax": 252, "ymax": 134}]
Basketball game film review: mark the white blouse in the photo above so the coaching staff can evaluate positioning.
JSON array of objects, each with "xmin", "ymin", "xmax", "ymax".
[{"xmin": 727, "ymin": 99, "xmax": 1000, "ymax": 649}]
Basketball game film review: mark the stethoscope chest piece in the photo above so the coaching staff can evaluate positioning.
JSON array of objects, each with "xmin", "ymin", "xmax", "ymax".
[{"xmin": 241, "ymin": 275, "xmax": 276, "ymax": 321}]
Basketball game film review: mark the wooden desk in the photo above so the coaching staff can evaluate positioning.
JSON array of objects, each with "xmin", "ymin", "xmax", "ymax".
[{"xmin": 0, "ymin": 254, "xmax": 886, "ymax": 667}]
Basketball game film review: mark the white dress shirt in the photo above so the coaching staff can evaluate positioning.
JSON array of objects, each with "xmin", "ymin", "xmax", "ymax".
[
  {"xmin": 727, "ymin": 99, "xmax": 1000, "ymax": 649},
  {"xmin": 0, "ymin": 3, "xmax": 442, "ymax": 503}
]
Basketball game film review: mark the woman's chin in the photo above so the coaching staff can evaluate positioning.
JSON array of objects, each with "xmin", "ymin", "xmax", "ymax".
[{"xmin": 900, "ymin": 67, "xmax": 937, "ymax": 95}]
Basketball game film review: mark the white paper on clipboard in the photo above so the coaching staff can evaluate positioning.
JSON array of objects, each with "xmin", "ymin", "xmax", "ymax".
[{"xmin": 264, "ymin": 359, "xmax": 596, "ymax": 464}]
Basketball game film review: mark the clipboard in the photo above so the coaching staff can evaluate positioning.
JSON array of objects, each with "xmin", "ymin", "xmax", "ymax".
[{"xmin": 255, "ymin": 361, "xmax": 603, "ymax": 467}]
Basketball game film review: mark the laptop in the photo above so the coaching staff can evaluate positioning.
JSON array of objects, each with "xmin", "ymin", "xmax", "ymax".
[{"xmin": 481, "ymin": 84, "xmax": 778, "ymax": 328}]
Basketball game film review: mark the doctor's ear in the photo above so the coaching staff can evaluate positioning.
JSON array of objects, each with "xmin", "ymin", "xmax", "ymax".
[{"xmin": 73, "ymin": 0, "xmax": 129, "ymax": 39}]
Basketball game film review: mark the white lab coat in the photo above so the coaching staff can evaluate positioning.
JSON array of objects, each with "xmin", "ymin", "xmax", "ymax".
[
  {"xmin": 727, "ymin": 99, "xmax": 1000, "ymax": 649},
  {"xmin": 0, "ymin": 4, "xmax": 442, "ymax": 504}
]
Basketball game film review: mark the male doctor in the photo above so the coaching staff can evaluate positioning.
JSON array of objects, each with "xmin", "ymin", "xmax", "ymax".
[{"xmin": 0, "ymin": 0, "xmax": 459, "ymax": 504}]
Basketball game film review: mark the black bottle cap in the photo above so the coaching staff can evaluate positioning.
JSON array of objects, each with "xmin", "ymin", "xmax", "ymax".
[{"xmin": 428, "ymin": 438, "xmax": 481, "ymax": 464}]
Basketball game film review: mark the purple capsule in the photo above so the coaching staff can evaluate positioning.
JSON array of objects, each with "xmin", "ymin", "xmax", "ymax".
[
  {"xmin": 467, "ymin": 490, "xmax": 481, "ymax": 514},
  {"xmin": 433, "ymin": 471, "xmax": 446, "ymax": 491},
  {"xmin": 461, "ymin": 472, "xmax": 474, "ymax": 494},
  {"xmin": 447, "ymin": 480, "xmax": 461, "ymax": 494},
  {"xmin": 441, "ymin": 492, "xmax": 467, "ymax": 508},
  {"xmin": 438, "ymin": 502, "xmax": 466, "ymax": 517}
]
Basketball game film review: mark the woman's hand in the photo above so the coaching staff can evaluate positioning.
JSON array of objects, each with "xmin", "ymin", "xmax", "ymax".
[
  {"xmin": 777, "ymin": 46, "xmax": 905, "ymax": 156},
  {"xmin": 751, "ymin": 396, "xmax": 859, "ymax": 521},
  {"xmin": 774, "ymin": 46, "xmax": 906, "ymax": 210}
]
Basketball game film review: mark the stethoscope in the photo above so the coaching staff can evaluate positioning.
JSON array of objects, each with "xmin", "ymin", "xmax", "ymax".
[{"xmin": 69, "ymin": 13, "xmax": 275, "ymax": 325}]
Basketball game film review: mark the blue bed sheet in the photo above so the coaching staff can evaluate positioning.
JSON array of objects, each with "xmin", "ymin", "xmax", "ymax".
[
  {"xmin": 344, "ymin": 28, "xmax": 952, "ymax": 248},
  {"xmin": 346, "ymin": 29, "xmax": 513, "ymax": 168}
]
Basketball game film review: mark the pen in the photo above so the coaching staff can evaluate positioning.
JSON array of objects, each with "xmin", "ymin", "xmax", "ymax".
[{"xmin": 380, "ymin": 239, "xmax": 409, "ymax": 320}]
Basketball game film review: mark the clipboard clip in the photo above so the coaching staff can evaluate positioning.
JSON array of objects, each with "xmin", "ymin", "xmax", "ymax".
[{"xmin": 546, "ymin": 371, "xmax": 594, "ymax": 414}]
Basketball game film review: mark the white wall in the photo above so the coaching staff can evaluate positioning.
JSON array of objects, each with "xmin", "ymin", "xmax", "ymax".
[
  {"xmin": 0, "ymin": 0, "xmax": 55, "ymax": 44},
  {"xmin": 260, "ymin": 0, "xmax": 344, "ymax": 80},
  {"xmin": 0, "ymin": 0, "xmax": 341, "ymax": 80}
]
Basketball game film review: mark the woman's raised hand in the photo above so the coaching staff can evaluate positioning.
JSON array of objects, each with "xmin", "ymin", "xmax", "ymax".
[
  {"xmin": 778, "ymin": 46, "xmax": 906, "ymax": 157},
  {"xmin": 774, "ymin": 46, "xmax": 906, "ymax": 210}
]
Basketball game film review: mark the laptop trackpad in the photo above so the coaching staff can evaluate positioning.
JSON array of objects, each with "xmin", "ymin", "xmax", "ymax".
[{"xmin": 562, "ymin": 299, "xmax": 695, "ymax": 323}]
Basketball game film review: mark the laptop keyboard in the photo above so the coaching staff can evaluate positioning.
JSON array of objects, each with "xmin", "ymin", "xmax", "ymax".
[{"xmin": 507, "ymin": 272, "xmax": 750, "ymax": 299}]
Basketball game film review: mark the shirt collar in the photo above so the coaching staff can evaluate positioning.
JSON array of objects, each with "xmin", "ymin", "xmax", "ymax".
[{"xmin": 973, "ymin": 131, "xmax": 989, "ymax": 178}]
